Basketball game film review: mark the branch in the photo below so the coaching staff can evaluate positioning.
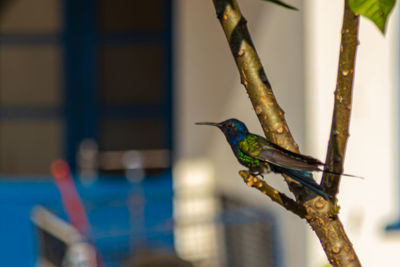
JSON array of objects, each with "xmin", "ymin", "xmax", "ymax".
[
  {"xmin": 306, "ymin": 202, "xmax": 361, "ymax": 267},
  {"xmin": 239, "ymin": 170, "xmax": 307, "ymax": 218},
  {"xmin": 321, "ymin": 0, "xmax": 359, "ymax": 197},
  {"xmin": 211, "ymin": 0, "xmax": 362, "ymax": 266},
  {"xmin": 212, "ymin": 0, "xmax": 295, "ymax": 146},
  {"xmin": 211, "ymin": 0, "xmax": 311, "ymax": 200}
]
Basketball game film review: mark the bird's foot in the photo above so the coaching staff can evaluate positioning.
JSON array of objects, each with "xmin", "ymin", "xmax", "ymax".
[
  {"xmin": 265, "ymin": 164, "xmax": 272, "ymax": 174},
  {"xmin": 251, "ymin": 172, "xmax": 264, "ymax": 179}
]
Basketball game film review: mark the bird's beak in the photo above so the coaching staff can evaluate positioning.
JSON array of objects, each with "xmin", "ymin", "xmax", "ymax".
[{"xmin": 195, "ymin": 122, "xmax": 220, "ymax": 127}]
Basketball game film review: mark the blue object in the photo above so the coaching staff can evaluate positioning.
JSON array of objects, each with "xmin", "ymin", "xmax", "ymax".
[{"xmin": 0, "ymin": 173, "xmax": 174, "ymax": 267}]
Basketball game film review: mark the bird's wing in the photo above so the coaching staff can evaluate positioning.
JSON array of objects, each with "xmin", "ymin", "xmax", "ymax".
[{"xmin": 239, "ymin": 134, "xmax": 323, "ymax": 171}]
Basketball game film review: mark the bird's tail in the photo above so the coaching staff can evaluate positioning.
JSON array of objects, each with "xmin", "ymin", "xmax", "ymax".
[
  {"xmin": 320, "ymin": 169, "xmax": 363, "ymax": 179},
  {"xmin": 282, "ymin": 168, "xmax": 329, "ymax": 200}
]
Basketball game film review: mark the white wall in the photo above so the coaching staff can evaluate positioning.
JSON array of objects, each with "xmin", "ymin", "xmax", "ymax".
[
  {"xmin": 174, "ymin": 0, "xmax": 308, "ymax": 266},
  {"xmin": 305, "ymin": 1, "xmax": 400, "ymax": 266}
]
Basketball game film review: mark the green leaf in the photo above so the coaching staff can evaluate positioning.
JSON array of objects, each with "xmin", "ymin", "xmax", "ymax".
[
  {"xmin": 259, "ymin": 0, "xmax": 298, "ymax": 10},
  {"xmin": 349, "ymin": 0, "xmax": 396, "ymax": 34}
]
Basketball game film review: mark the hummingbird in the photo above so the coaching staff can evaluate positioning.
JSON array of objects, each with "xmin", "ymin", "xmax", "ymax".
[{"xmin": 196, "ymin": 118, "xmax": 342, "ymax": 200}]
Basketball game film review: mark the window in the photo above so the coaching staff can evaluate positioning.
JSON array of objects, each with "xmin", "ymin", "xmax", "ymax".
[{"xmin": 0, "ymin": 0, "xmax": 173, "ymax": 177}]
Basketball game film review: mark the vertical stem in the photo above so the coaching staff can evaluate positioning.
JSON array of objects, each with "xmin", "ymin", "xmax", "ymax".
[{"xmin": 321, "ymin": 0, "xmax": 359, "ymax": 197}]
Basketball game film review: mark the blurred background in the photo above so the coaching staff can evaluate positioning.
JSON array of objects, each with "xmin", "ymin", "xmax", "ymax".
[{"xmin": 0, "ymin": 0, "xmax": 400, "ymax": 266}]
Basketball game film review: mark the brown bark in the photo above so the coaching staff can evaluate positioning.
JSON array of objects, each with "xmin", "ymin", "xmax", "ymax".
[
  {"xmin": 239, "ymin": 171, "xmax": 307, "ymax": 218},
  {"xmin": 212, "ymin": 0, "xmax": 312, "ymax": 201},
  {"xmin": 211, "ymin": 0, "xmax": 361, "ymax": 266},
  {"xmin": 321, "ymin": 0, "xmax": 359, "ymax": 197}
]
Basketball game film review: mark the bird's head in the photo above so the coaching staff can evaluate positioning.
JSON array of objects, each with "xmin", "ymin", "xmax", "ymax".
[{"xmin": 196, "ymin": 118, "xmax": 249, "ymax": 146}]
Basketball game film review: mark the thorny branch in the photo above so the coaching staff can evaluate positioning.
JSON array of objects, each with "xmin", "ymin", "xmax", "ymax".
[
  {"xmin": 211, "ymin": 0, "xmax": 361, "ymax": 266},
  {"xmin": 239, "ymin": 170, "xmax": 307, "ymax": 218},
  {"xmin": 321, "ymin": 0, "xmax": 360, "ymax": 198},
  {"xmin": 211, "ymin": 0, "xmax": 311, "ymax": 201}
]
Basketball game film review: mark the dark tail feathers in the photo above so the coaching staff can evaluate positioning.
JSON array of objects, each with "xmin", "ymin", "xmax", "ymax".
[
  {"xmin": 320, "ymin": 169, "xmax": 363, "ymax": 179},
  {"xmin": 282, "ymin": 168, "xmax": 329, "ymax": 200}
]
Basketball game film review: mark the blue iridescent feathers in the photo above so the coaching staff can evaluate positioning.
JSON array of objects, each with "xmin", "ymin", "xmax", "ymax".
[{"xmin": 196, "ymin": 118, "xmax": 328, "ymax": 199}]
